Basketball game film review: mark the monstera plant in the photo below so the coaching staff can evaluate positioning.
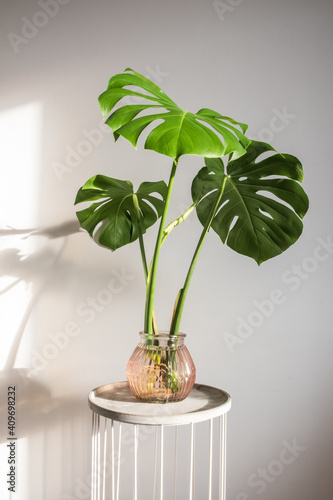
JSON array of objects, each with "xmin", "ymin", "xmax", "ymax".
[{"xmin": 75, "ymin": 68, "xmax": 309, "ymax": 402}]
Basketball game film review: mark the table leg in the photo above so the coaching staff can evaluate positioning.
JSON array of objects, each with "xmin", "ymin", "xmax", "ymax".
[
  {"xmin": 97, "ymin": 414, "xmax": 101, "ymax": 500},
  {"xmin": 219, "ymin": 415, "xmax": 227, "ymax": 500},
  {"xmin": 91, "ymin": 412, "xmax": 96, "ymax": 500},
  {"xmin": 102, "ymin": 418, "xmax": 107, "ymax": 500},
  {"xmin": 174, "ymin": 426, "xmax": 178, "ymax": 500},
  {"xmin": 189, "ymin": 423, "xmax": 195, "ymax": 500},
  {"xmin": 116, "ymin": 423, "xmax": 122, "ymax": 500},
  {"xmin": 133, "ymin": 425, "xmax": 138, "ymax": 500},
  {"xmin": 160, "ymin": 426, "xmax": 164, "ymax": 500},
  {"xmin": 91, "ymin": 412, "xmax": 101, "ymax": 500},
  {"xmin": 152, "ymin": 427, "xmax": 158, "ymax": 500},
  {"xmin": 208, "ymin": 419, "xmax": 213, "ymax": 500}
]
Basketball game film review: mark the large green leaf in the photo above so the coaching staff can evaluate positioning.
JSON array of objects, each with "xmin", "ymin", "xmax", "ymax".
[
  {"xmin": 192, "ymin": 141, "xmax": 309, "ymax": 264},
  {"xmin": 75, "ymin": 175, "xmax": 167, "ymax": 250},
  {"xmin": 98, "ymin": 68, "xmax": 251, "ymax": 162}
]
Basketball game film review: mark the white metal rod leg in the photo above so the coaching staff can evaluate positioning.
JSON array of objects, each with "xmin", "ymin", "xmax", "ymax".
[
  {"xmin": 152, "ymin": 427, "xmax": 158, "ymax": 500},
  {"xmin": 116, "ymin": 423, "xmax": 122, "ymax": 500},
  {"xmin": 102, "ymin": 418, "xmax": 107, "ymax": 500},
  {"xmin": 133, "ymin": 425, "xmax": 138, "ymax": 500},
  {"xmin": 97, "ymin": 414, "xmax": 101, "ymax": 500},
  {"xmin": 109, "ymin": 420, "xmax": 114, "ymax": 500},
  {"xmin": 189, "ymin": 423, "xmax": 195, "ymax": 500},
  {"xmin": 219, "ymin": 415, "xmax": 227, "ymax": 500},
  {"xmin": 160, "ymin": 426, "xmax": 164, "ymax": 500},
  {"xmin": 91, "ymin": 412, "xmax": 96, "ymax": 500},
  {"xmin": 174, "ymin": 426, "xmax": 178, "ymax": 500},
  {"xmin": 208, "ymin": 419, "xmax": 213, "ymax": 500}
]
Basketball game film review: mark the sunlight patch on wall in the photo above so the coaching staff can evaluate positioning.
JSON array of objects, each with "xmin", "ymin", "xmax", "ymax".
[
  {"xmin": 0, "ymin": 101, "xmax": 42, "ymax": 370},
  {"xmin": 0, "ymin": 101, "xmax": 42, "ymax": 227}
]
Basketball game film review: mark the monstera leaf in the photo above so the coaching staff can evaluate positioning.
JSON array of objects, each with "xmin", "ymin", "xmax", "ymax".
[
  {"xmin": 75, "ymin": 175, "xmax": 167, "ymax": 250},
  {"xmin": 98, "ymin": 68, "xmax": 251, "ymax": 162},
  {"xmin": 192, "ymin": 141, "xmax": 309, "ymax": 264}
]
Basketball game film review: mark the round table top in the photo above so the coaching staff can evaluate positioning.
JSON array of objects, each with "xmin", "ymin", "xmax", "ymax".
[{"xmin": 88, "ymin": 382, "xmax": 231, "ymax": 426}]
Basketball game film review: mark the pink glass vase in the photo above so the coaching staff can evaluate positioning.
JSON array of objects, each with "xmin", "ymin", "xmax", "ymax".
[{"xmin": 126, "ymin": 332, "xmax": 196, "ymax": 403}]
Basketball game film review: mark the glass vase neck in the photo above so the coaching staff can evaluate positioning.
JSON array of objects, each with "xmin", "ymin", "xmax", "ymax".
[{"xmin": 139, "ymin": 331, "xmax": 186, "ymax": 347}]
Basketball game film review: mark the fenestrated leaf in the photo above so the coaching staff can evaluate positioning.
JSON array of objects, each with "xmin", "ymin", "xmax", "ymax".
[
  {"xmin": 98, "ymin": 68, "xmax": 251, "ymax": 162},
  {"xmin": 192, "ymin": 141, "xmax": 309, "ymax": 264},
  {"xmin": 75, "ymin": 175, "xmax": 167, "ymax": 250}
]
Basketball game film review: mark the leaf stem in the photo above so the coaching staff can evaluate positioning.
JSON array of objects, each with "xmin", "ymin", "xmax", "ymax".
[
  {"xmin": 161, "ymin": 195, "xmax": 201, "ymax": 246},
  {"xmin": 133, "ymin": 194, "xmax": 158, "ymax": 335},
  {"xmin": 170, "ymin": 175, "xmax": 228, "ymax": 336},
  {"xmin": 133, "ymin": 194, "xmax": 149, "ymax": 280},
  {"xmin": 144, "ymin": 161, "xmax": 177, "ymax": 334}
]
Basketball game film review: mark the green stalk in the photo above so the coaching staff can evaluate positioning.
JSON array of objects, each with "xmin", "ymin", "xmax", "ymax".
[
  {"xmin": 144, "ymin": 161, "xmax": 178, "ymax": 334},
  {"xmin": 170, "ymin": 176, "xmax": 228, "ymax": 336},
  {"xmin": 133, "ymin": 194, "xmax": 149, "ymax": 280},
  {"xmin": 161, "ymin": 195, "xmax": 201, "ymax": 246},
  {"xmin": 133, "ymin": 194, "xmax": 158, "ymax": 335}
]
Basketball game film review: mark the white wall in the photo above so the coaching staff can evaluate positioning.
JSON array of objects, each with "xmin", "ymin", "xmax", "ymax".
[{"xmin": 1, "ymin": 0, "xmax": 332, "ymax": 498}]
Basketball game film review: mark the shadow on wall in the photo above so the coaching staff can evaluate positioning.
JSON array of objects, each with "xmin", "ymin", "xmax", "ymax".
[
  {"xmin": 0, "ymin": 367, "xmax": 90, "ymax": 498},
  {"xmin": 0, "ymin": 367, "xmax": 89, "ymax": 444},
  {"xmin": 0, "ymin": 220, "xmax": 94, "ymax": 497},
  {"xmin": 0, "ymin": 220, "xmax": 82, "ymax": 371}
]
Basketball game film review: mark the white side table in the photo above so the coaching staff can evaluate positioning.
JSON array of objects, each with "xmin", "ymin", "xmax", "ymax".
[{"xmin": 88, "ymin": 382, "xmax": 231, "ymax": 500}]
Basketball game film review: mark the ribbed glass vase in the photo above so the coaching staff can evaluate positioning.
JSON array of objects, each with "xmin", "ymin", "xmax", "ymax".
[{"xmin": 126, "ymin": 332, "xmax": 196, "ymax": 403}]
